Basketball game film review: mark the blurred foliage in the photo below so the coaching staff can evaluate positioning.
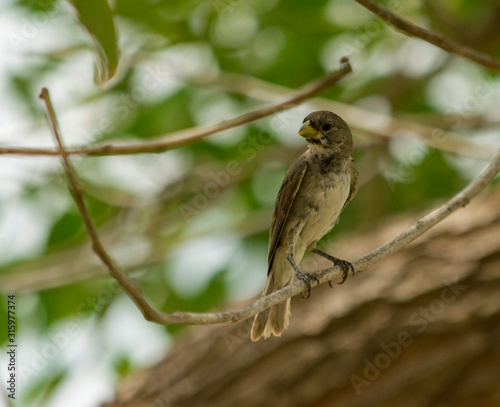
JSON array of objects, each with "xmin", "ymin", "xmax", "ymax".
[
  {"xmin": 69, "ymin": 0, "xmax": 119, "ymax": 83},
  {"xmin": 1, "ymin": 0, "xmax": 499, "ymax": 405}
]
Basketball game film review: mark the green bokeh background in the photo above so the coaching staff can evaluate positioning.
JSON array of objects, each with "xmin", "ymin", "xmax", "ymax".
[{"xmin": 1, "ymin": 0, "xmax": 499, "ymax": 405}]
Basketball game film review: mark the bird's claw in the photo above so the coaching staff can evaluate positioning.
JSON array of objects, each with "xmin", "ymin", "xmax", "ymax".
[
  {"xmin": 310, "ymin": 249, "xmax": 354, "ymax": 288},
  {"xmin": 327, "ymin": 259, "xmax": 354, "ymax": 288},
  {"xmin": 296, "ymin": 272, "xmax": 320, "ymax": 299},
  {"xmin": 336, "ymin": 259, "xmax": 354, "ymax": 285}
]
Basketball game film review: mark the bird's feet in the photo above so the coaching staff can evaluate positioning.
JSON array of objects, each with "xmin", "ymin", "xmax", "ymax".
[
  {"xmin": 287, "ymin": 256, "xmax": 319, "ymax": 299},
  {"xmin": 332, "ymin": 258, "xmax": 354, "ymax": 286},
  {"xmin": 295, "ymin": 270, "xmax": 320, "ymax": 299},
  {"xmin": 311, "ymin": 249, "xmax": 354, "ymax": 287}
]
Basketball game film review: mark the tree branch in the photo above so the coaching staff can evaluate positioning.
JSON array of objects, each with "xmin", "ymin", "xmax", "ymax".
[
  {"xmin": 353, "ymin": 0, "xmax": 500, "ymax": 72},
  {"xmin": 39, "ymin": 88, "xmax": 163, "ymax": 323},
  {"xmin": 4, "ymin": 60, "xmax": 352, "ymax": 158},
  {"xmin": 193, "ymin": 71, "xmax": 493, "ymax": 159},
  {"xmin": 40, "ymin": 84, "xmax": 500, "ymax": 326}
]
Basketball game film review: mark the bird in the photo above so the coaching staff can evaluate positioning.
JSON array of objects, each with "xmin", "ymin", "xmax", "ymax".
[{"xmin": 250, "ymin": 110, "xmax": 359, "ymax": 341}]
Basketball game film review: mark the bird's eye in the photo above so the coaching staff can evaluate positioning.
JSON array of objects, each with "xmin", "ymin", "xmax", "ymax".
[{"xmin": 322, "ymin": 123, "xmax": 332, "ymax": 131}]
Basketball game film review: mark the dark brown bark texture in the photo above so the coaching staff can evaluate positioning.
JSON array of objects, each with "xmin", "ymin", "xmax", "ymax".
[{"xmin": 103, "ymin": 189, "xmax": 500, "ymax": 407}]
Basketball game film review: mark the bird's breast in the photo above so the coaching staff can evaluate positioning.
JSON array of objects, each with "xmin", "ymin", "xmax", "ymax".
[{"xmin": 296, "ymin": 170, "xmax": 350, "ymax": 246}]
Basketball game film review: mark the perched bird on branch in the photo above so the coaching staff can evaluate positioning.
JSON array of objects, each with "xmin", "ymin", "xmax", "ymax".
[{"xmin": 251, "ymin": 111, "xmax": 359, "ymax": 341}]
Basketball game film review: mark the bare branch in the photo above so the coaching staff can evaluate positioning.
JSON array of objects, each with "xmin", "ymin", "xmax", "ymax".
[
  {"xmin": 162, "ymin": 147, "xmax": 500, "ymax": 325},
  {"xmin": 148, "ymin": 147, "xmax": 500, "ymax": 325},
  {"xmin": 4, "ymin": 61, "xmax": 352, "ymax": 158},
  {"xmin": 194, "ymin": 71, "xmax": 494, "ymax": 159},
  {"xmin": 39, "ymin": 86, "xmax": 500, "ymax": 326},
  {"xmin": 353, "ymin": 0, "xmax": 500, "ymax": 72},
  {"xmin": 39, "ymin": 88, "xmax": 163, "ymax": 323}
]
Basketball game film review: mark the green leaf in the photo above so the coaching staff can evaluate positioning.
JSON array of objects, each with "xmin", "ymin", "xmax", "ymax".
[
  {"xmin": 47, "ymin": 211, "xmax": 84, "ymax": 249},
  {"xmin": 68, "ymin": 0, "xmax": 120, "ymax": 84}
]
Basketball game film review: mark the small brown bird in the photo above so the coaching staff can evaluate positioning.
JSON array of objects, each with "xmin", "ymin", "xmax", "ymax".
[{"xmin": 251, "ymin": 111, "xmax": 359, "ymax": 341}]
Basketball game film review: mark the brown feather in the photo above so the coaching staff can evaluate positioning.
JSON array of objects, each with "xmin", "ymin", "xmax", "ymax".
[{"xmin": 267, "ymin": 156, "xmax": 307, "ymax": 274}]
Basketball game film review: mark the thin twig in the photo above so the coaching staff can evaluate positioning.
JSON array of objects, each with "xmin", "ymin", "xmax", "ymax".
[
  {"xmin": 353, "ymin": 0, "xmax": 500, "ymax": 72},
  {"xmin": 40, "ymin": 86, "xmax": 500, "ymax": 325},
  {"xmin": 5, "ymin": 61, "xmax": 352, "ymax": 158}
]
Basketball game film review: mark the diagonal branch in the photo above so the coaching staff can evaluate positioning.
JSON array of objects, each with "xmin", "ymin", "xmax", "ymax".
[
  {"xmin": 40, "ymin": 85, "xmax": 500, "ymax": 326},
  {"xmin": 353, "ymin": 0, "xmax": 500, "ymax": 72},
  {"xmin": 4, "ymin": 60, "xmax": 352, "ymax": 158},
  {"xmin": 39, "ymin": 88, "xmax": 163, "ymax": 323},
  {"xmin": 194, "ymin": 71, "xmax": 494, "ymax": 159}
]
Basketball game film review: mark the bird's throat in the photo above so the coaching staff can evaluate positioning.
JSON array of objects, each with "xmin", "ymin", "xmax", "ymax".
[{"xmin": 308, "ymin": 147, "xmax": 349, "ymax": 175}]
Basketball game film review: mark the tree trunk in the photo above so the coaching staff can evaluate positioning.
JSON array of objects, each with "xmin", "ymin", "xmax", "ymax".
[{"xmin": 103, "ymin": 189, "xmax": 500, "ymax": 407}]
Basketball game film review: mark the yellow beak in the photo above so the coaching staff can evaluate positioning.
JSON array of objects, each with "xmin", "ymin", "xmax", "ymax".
[{"xmin": 298, "ymin": 120, "xmax": 318, "ymax": 139}]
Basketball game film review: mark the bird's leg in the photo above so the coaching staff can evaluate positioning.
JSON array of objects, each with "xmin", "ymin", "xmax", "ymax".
[
  {"xmin": 310, "ymin": 249, "xmax": 354, "ymax": 287},
  {"xmin": 287, "ymin": 256, "xmax": 319, "ymax": 299}
]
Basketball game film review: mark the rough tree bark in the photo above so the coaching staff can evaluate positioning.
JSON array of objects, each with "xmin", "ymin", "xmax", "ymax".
[{"xmin": 103, "ymin": 188, "xmax": 500, "ymax": 407}]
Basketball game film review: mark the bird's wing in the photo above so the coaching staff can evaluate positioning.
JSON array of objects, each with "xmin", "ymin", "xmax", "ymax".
[
  {"xmin": 267, "ymin": 155, "xmax": 308, "ymax": 274},
  {"xmin": 342, "ymin": 157, "xmax": 359, "ymax": 211}
]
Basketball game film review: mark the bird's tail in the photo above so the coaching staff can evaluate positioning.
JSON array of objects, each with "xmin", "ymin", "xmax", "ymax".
[{"xmin": 251, "ymin": 269, "xmax": 293, "ymax": 342}]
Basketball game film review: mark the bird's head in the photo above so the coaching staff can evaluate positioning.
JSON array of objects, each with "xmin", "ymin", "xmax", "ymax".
[{"xmin": 298, "ymin": 110, "xmax": 353, "ymax": 155}]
